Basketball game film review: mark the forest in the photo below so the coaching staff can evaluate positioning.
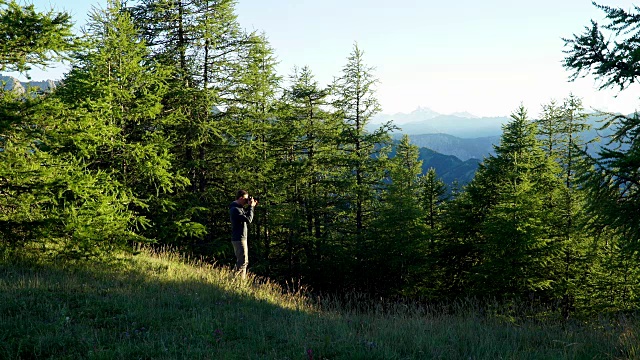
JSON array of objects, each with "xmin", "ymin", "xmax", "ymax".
[{"xmin": 1, "ymin": 0, "xmax": 639, "ymax": 319}]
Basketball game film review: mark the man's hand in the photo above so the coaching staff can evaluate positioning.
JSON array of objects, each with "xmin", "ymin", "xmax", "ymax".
[{"xmin": 249, "ymin": 198, "xmax": 258, "ymax": 207}]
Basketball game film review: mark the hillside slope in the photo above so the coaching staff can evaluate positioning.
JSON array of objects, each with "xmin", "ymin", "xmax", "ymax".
[
  {"xmin": 0, "ymin": 249, "xmax": 634, "ymax": 359},
  {"xmin": 406, "ymin": 133, "xmax": 498, "ymax": 161}
]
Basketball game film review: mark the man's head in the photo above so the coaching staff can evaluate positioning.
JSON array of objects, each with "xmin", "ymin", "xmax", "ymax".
[
  {"xmin": 236, "ymin": 189, "xmax": 257, "ymax": 207},
  {"xmin": 236, "ymin": 190, "xmax": 249, "ymax": 201}
]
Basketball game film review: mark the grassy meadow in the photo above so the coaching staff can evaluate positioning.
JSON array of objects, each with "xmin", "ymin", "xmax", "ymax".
[{"xmin": 0, "ymin": 248, "xmax": 638, "ymax": 359}]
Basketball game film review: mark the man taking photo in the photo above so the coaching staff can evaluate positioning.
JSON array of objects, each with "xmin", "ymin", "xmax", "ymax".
[{"xmin": 229, "ymin": 190, "xmax": 258, "ymax": 279}]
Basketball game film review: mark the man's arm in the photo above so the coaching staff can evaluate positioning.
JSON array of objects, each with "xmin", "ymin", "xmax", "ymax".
[{"xmin": 232, "ymin": 206, "xmax": 254, "ymax": 224}]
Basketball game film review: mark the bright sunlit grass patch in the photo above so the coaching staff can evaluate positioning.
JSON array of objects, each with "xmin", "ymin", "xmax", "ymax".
[{"xmin": 1, "ymin": 246, "xmax": 637, "ymax": 359}]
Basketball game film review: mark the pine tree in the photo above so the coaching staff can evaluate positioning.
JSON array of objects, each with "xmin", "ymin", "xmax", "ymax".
[
  {"xmin": 563, "ymin": 1, "xmax": 640, "ymax": 271},
  {"xmin": 464, "ymin": 105, "xmax": 563, "ymax": 300},
  {"xmin": 50, "ymin": 0, "xmax": 189, "ymax": 255},
  {"xmin": 272, "ymin": 65, "xmax": 341, "ymax": 285},
  {"xmin": 368, "ymin": 135, "xmax": 427, "ymax": 295},
  {"xmin": 0, "ymin": 1, "xmax": 131, "ymax": 258},
  {"xmin": 128, "ymin": 0, "xmax": 253, "ymax": 252},
  {"xmin": 330, "ymin": 43, "xmax": 394, "ymax": 289}
]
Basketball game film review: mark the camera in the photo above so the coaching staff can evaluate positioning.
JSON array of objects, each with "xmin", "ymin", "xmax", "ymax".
[{"xmin": 247, "ymin": 196, "xmax": 258, "ymax": 204}]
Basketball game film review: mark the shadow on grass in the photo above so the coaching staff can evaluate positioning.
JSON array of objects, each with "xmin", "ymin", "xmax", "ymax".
[{"xmin": 1, "ymin": 251, "xmax": 637, "ymax": 360}]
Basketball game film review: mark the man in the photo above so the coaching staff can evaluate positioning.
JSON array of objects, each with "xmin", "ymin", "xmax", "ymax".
[{"xmin": 229, "ymin": 190, "xmax": 258, "ymax": 278}]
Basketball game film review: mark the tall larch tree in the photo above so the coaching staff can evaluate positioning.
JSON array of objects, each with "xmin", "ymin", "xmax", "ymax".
[
  {"xmin": 537, "ymin": 95, "xmax": 593, "ymax": 317},
  {"xmin": 556, "ymin": 95, "xmax": 593, "ymax": 317},
  {"xmin": 1, "ymin": 0, "xmax": 139, "ymax": 258},
  {"xmin": 128, "ymin": 0, "xmax": 252, "ymax": 252},
  {"xmin": 228, "ymin": 33, "xmax": 282, "ymax": 274},
  {"xmin": 330, "ymin": 43, "xmax": 394, "ymax": 288},
  {"xmin": 273, "ymin": 65, "xmax": 341, "ymax": 287}
]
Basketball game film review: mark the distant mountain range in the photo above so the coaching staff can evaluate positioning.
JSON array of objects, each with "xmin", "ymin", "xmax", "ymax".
[
  {"xmin": 375, "ymin": 108, "xmax": 500, "ymax": 184},
  {"xmin": 400, "ymin": 133, "xmax": 498, "ymax": 161},
  {"xmin": 378, "ymin": 107, "xmax": 629, "ymax": 186},
  {"xmin": 387, "ymin": 141, "xmax": 481, "ymax": 186},
  {"xmin": 371, "ymin": 107, "xmax": 510, "ymax": 138},
  {"xmin": 416, "ymin": 147, "xmax": 481, "ymax": 185},
  {"xmin": 1, "ymin": 75, "xmax": 56, "ymax": 93}
]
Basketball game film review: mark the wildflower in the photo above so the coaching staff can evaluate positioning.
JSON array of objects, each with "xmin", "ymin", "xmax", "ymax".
[{"xmin": 306, "ymin": 348, "xmax": 313, "ymax": 360}]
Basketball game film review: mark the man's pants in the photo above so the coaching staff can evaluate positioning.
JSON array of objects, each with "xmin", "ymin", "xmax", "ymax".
[{"xmin": 231, "ymin": 240, "xmax": 248, "ymax": 278}]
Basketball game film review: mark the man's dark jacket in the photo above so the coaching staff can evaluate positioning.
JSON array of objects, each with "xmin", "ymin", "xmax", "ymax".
[{"xmin": 229, "ymin": 201, "xmax": 254, "ymax": 242}]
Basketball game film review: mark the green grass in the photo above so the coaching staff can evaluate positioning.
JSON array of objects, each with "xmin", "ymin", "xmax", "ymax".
[{"xmin": 1, "ymin": 248, "xmax": 638, "ymax": 359}]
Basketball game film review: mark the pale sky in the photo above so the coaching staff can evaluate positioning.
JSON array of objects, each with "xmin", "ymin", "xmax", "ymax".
[{"xmin": 10, "ymin": 0, "xmax": 640, "ymax": 117}]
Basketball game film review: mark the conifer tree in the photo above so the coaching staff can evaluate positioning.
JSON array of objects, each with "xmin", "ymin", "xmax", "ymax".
[
  {"xmin": 563, "ymin": 3, "xmax": 640, "ymax": 312},
  {"xmin": 330, "ymin": 43, "xmax": 394, "ymax": 288},
  {"xmin": 128, "ymin": 0, "xmax": 253, "ymax": 252},
  {"xmin": 563, "ymin": 2, "xmax": 640, "ymax": 251},
  {"xmin": 330, "ymin": 45, "xmax": 392, "ymax": 233},
  {"xmin": 537, "ymin": 99, "xmax": 565, "ymax": 159},
  {"xmin": 228, "ymin": 33, "xmax": 282, "ymax": 272},
  {"xmin": 576, "ymin": 114, "xmax": 640, "ymax": 311},
  {"xmin": 273, "ymin": 66, "xmax": 341, "ymax": 285},
  {"xmin": 368, "ymin": 135, "xmax": 427, "ymax": 295},
  {"xmin": 0, "ymin": 0, "xmax": 76, "ymax": 73},
  {"xmin": 536, "ymin": 95, "xmax": 594, "ymax": 316},
  {"xmin": 0, "ymin": 1, "xmax": 129, "ymax": 258},
  {"xmin": 419, "ymin": 168, "xmax": 448, "ymax": 232},
  {"xmin": 14, "ymin": 100, "xmax": 139, "ymax": 258},
  {"xmin": 0, "ymin": 88, "xmax": 59, "ymax": 249},
  {"xmin": 54, "ymin": 0, "xmax": 191, "ymax": 248},
  {"xmin": 464, "ymin": 106, "xmax": 563, "ymax": 300},
  {"xmin": 556, "ymin": 95, "xmax": 593, "ymax": 316}
]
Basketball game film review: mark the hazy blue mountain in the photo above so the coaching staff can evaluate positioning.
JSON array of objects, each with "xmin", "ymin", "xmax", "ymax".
[
  {"xmin": 398, "ymin": 133, "xmax": 498, "ymax": 161},
  {"xmin": 402, "ymin": 115, "xmax": 620, "ymax": 162},
  {"xmin": 373, "ymin": 106, "xmax": 441, "ymax": 125},
  {"xmin": 391, "ymin": 114, "xmax": 509, "ymax": 138},
  {"xmin": 377, "ymin": 108, "xmax": 633, "ymax": 162},
  {"xmin": 370, "ymin": 107, "xmax": 509, "ymax": 138},
  {"xmin": 389, "ymin": 142, "xmax": 481, "ymax": 186},
  {"xmin": 417, "ymin": 147, "xmax": 481, "ymax": 185},
  {"xmin": 378, "ymin": 108, "xmax": 626, "ymax": 187}
]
